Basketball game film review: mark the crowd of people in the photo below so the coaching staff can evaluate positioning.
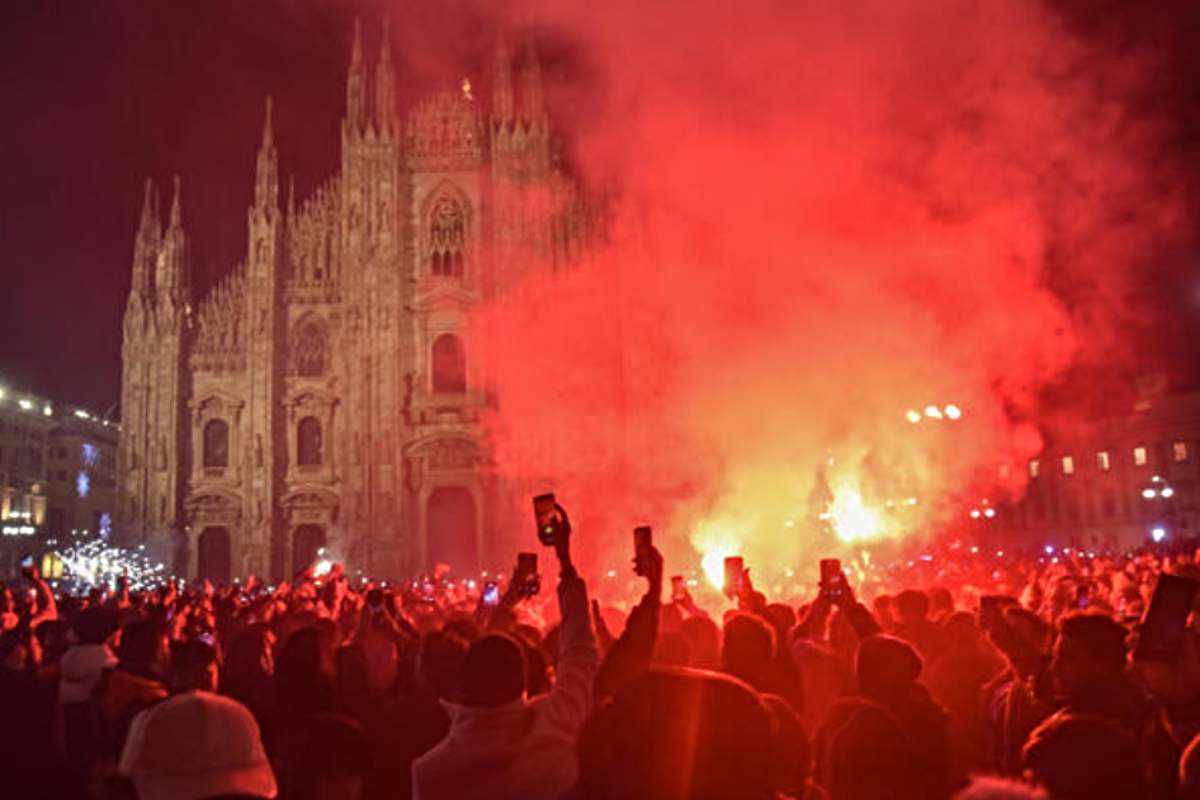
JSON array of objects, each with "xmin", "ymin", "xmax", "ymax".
[{"xmin": 4, "ymin": 508, "xmax": 1200, "ymax": 800}]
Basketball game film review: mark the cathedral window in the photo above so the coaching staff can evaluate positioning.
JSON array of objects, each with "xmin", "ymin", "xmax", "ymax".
[
  {"xmin": 297, "ymin": 416, "xmax": 323, "ymax": 467},
  {"xmin": 203, "ymin": 420, "xmax": 229, "ymax": 468},
  {"xmin": 428, "ymin": 195, "xmax": 466, "ymax": 277},
  {"xmin": 291, "ymin": 316, "xmax": 328, "ymax": 377},
  {"xmin": 432, "ymin": 334, "xmax": 466, "ymax": 393}
]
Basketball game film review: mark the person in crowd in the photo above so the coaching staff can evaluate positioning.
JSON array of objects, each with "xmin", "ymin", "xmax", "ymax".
[
  {"xmin": 411, "ymin": 505, "xmax": 598, "ymax": 800},
  {"xmin": 119, "ymin": 688, "xmax": 277, "ymax": 800},
  {"xmin": 892, "ymin": 589, "xmax": 946, "ymax": 663},
  {"xmin": 576, "ymin": 668, "xmax": 778, "ymax": 800},
  {"xmin": 279, "ymin": 713, "xmax": 372, "ymax": 800},
  {"xmin": 952, "ymin": 776, "xmax": 1047, "ymax": 800},
  {"xmin": 927, "ymin": 611, "xmax": 1005, "ymax": 781},
  {"xmin": 1021, "ymin": 712, "xmax": 1145, "ymax": 800}
]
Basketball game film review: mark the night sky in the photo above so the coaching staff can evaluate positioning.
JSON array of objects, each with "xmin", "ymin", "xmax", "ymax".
[{"xmin": 1, "ymin": 0, "xmax": 1198, "ymax": 414}]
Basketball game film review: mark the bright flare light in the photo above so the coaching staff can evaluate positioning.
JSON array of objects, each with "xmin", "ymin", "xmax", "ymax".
[
  {"xmin": 923, "ymin": 405, "xmax": 943, "ymax": 419},
  {"xmin": 1151, "ymin": 527, "xmax": 1168, "ymax": 543},
  {"xmin": 701, "ymin": 546, "xmax": 733, "ymax": 589},
  {"xmin": 944, "ymin": 404, "xmax": 962, "ymax": 420},
  {"xmin": 905, "ymin": 409, "xmax": 922, "ymax": 424},
  {"xmin": 822, "ymin": 486, "xmax": 883, "ymax": 543}
]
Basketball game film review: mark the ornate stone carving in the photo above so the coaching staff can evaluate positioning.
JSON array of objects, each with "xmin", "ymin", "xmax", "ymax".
[
  {"xmin": 404, "ymin": 87, "xmax": 483, "ymax": 172},
  {"xmin": 426, "ymin": 439, "xmax": 480, "ymax": 471}
]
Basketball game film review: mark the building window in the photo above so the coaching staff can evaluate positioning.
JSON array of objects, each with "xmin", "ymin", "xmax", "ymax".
[
  {"xmin": 428, "ymin": 195, "xmax": 467, "ymax": 277},
  {"xmin": 1061, "ymin": 456, "xmax": 1074, "ymax": 475},
  {"xmin": 1133, "ymin": 446, "xmax": 1148, "ymax": 467},
  {"xmin": 297, "ymin": 417, "xmax": 323, "ymax": 467},
  {"xmin": 291, "ymin": 316, "xmax": 328, "ymax": 377},
  {"xmin": 203, "ymin": 420, "xmax": 229, "ymax": 468},
  {"xmin": 1028, "ymin": 459, "xmax": 1040, "ymax": 478},
  {"xmin": 1174, "ymin": 441, "xmax": 1190, "ymax": 462},
  {"xmin": 1096, "ymin": 450, "xmax": 1111, "ymax": 471},
  {"xmin": 432, "ymin": 334, "xmax": 467, "ymax": 393}
]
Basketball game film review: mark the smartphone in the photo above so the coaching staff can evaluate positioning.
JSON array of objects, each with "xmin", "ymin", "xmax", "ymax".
[
  {"xmin": 517, "ymin": 552, "xmax": 540, "ymax": 597},
  {"xmin": 671, "ymin": 575, "xmax": 687, "ymax": 603},
  {"xmin": 820, "ymin": 558, "xmax": 846, "ymax": 598},
  {"xmin": 723, "ymin": 556, "xmax": 744, "ymax": 598},
  {"xmin": 20, "ymin": 555, "xmax": 34, "ymax": 570},
  {"xmin": 482, "ymin": 581, "xmax": 500, "ymax": 606},
  {"xmin": 634, "ymin": 526, "xmax": 653, "ymax": 549},
  {"xmin": 1135, "ymin": 574, "xmax": 1200, "ymax": 661},
  {"xmin": 533, "ymin": 494, "xmax": 567, "ymax": 547}
]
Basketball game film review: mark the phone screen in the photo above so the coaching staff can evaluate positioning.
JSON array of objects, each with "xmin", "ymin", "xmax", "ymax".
[
  {"xmin": 1136, "ymin": 574, "xmax": 1200, "ymax": 661},
  {"xmin": 483, "ymin": 582, "xmax": 500, "ymax": 606},
  {"xmin": 517, "ymin": 553, "xmax": 540, "ymax": 596},
  {"xmin": 723, "ymin": 556, "xmax": 744, "ymax": 597},
  {"xmin": 533, "ymin": 494, "xmax": 559, "ymax": 545},
  {"xmin": 20, "ymin": 555, "xmax": 34, "ymax": 569}
]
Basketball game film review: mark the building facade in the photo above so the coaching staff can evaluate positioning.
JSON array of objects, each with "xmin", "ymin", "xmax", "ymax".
[
  {"xmin": 0, "ymin": 384, "xmax": 118, "ymax": 579},
  {"xmin": 117, "ymin": 24, "xmax": 595, "ymax": 581},
  {"xmin": 1001, "ymin": 389, "xmax": 1200, "ymax": 550}
]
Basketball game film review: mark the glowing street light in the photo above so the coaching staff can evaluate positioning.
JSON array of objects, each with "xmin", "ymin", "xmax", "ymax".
[
  {"xmin": 944, "ymin": 404, "xmax": 962, "ymax": 420},
  {"xmin": 923, "ymin": 405, "xmax": 943, "ymax": 420},
  {"xmin": 1151, "ymin": 527, "xmax": 1168, "ymax": 543},
  {"xmin": 905, "ymin": 409, "xmax": 922, "ymax": 424}
]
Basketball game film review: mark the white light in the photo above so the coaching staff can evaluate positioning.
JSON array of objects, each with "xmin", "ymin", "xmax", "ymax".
[
  {"xmin": 18, "ymin": 399, "xmax": 33, "ymax": 410},
  {"xmin": 984, "ymin": 508, "xmax": 996, "ymax": 518},
  {"xmin": 1161, "ymin": 487, "xmax": 1175, "ymax": 498},
  {"xmin": 783, "ymin": 519, "xmax": 795, "ymax": 528},
  {"xmin": 43, "ymin": 405, "xmax": 52, "ymax": 416},
  {"xmin": 905, "ymin": 410, "xmax": 922, "ymax": 424},
  {"xmin": 944, "ymin": 404, "xmax": 962, "ymax": 420},
  {"xmin": 924, "ymin": 405, "xmax": 943, "ymax": 419},
  {"xmin": 1044, "ymin": 545, "xmax": 1054, "ymax": 554},
  {"xmin": 1142, "ymin": 488, "xmax": 1157, "ymax": 499},
  {"xmin": 0, "ymin": 387, "xmax": 5, "ymax": 399},
  {"xmin": 1152, "ymin": 527, "xmax": 1168, "ymax": 543},
  {"xmin": 969, "ymin": 509, "xmax": 981, "ymax": 519},
  {"xmin": 74, "ymin": 409, "xmax": 90, "ymax": 419}
]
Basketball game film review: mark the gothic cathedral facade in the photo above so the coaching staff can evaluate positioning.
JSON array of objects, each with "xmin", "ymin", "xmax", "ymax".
[{"xmin": 117, "ymin": 23, "xmax": 594, "ymax": 581}]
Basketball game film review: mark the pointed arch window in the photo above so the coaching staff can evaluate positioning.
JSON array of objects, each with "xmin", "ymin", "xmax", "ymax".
[
  {"xmin": 428, "ymin": 195, "xmax": 467, "ymax": 277},
  {"xmin": 291, "ymin": 316, "xmax": 328, "ymax": 377},
  {"xmin": 203, "ymin": 420, "xmax": 229, "ymax": 468},
  {"xmin": 432, "ymin": 334, "xmax": 467, "ymax": 393},
  {"xmin": 297, "ymin": 416, "xmax": 323, "ymax": 466}
]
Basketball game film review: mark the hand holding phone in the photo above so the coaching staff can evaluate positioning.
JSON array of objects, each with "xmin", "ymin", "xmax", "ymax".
[
  {"xmin": 533, "ymin": 494, "xmax": 571, "ymax": 547},
  {"xmin": 819, "ymin": 558, "xmax": 850, "ymax": 604},
  {"xmin": 723, "ymin": 556, "xmax": 745, "ymax": 599},
  {"xmin": 671, "ymin": 575, "xmax": 689, "ymax": 605},
  {"xmin": 517, "ymin": 552, "xmax": 541, "ymax": 598},
  {"xmin": 482, "ymin": 581, "xmax": 500, "ymax": 606},
  {"xmin": 633, "ymin": 526, "xmax": 653, "ymax": 577},
  {"xmin": 1135, "ymin": 574, "xmax": 1200, "ymax": 662}
]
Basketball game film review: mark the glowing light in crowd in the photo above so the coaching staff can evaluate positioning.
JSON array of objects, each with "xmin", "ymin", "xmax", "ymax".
[
  {"xmin": 1142, "ymin": 488, "xmax": 1157, "ymax": 499},
  {"xmin": 1161, "ymin": 487, "xmax": 1175, "ymax": 498},
  {"xmin": 1151, "ymin": 527, "xmax": 1168, "ymax": 543},
  {"xmin": 943, "ymin": 404, "xmax": 962, "ymax": 420},
  {"xmin": 82, "ymin": 442, "xmax": 100, "ymax": 467},
  {"xmin": 76, "ymin": 471, "xmax": 90, "ymax": 498},
  {"xmin": 923, "ymin": 405, "xmax": 943, "ymax": 420},
  {"xmin": 905, "ymin": 409, "xmax": 922, "ymax": 424},
  {"xmin": 313, "ymin": 547, "xmax": 332, "ymax": 577},
  {"xmin": 822, "ymin": 487, "xmax": 882, "ymax": 543},
  {"xmin": 55, "ymin": 538, "xmax": 167, "ymax": 591},
  {"xmin": 701, "ymin": 546, "xmax": 732, "ymax": 589},
  {"xmin": 18, "ymin": 399, "xmax": 33, "ymax": 410}
]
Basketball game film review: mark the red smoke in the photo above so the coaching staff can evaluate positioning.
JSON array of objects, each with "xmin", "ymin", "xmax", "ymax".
[{"xmin": 470, "ymin": 0, "xmax": 1184, "ymax": 581}]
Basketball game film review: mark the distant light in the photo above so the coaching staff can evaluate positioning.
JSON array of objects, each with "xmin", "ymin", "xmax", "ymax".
[
  {"xmin": 18, "ymin": 399, "xmax": 33, "ymax": 410},
  {"xmin": 1161, "ymin": 487, "xmax": 1175, "ymax": 498},
  {"xmin": 0, "ymin": 387, "xmax": 5, "ymax": 400},
  {"xmin": 1152, "ymin": 527, "xmax": 1168, "ymax": 543},
  {"xmin": 996, "ymin": 551, "xmax": 1004, "ymax": 557},
  {"xmin": 43, "ymin": 405, "xmax": 52, "ymax": 416},
  {"xmin": 74, "ymin": 409, "xmax": 90, "ymax": 419},
  {"xmin": 924, "ymin": 405, "xmax": 943, "ymax": 419},
  {"xmin": 905, "ymin": 410, "xmax": 922, "ymax": 424},
  {"xmin": 783, "ymin": 519, "xmax": 795, "ymax": 528},
  {"xmin": 944, "ymin": 404, "xmax": 962, "ymax": 420},
  {"xmin": 984, "ymin": 508, "xmax": 996, "ymax": 518},
  {"xmin": 969, "ymin": 509, "xmax": 981, "ymax": 519},
  {"xmin": 969, "ymin": 546, "xmax": 979, "ymax": 554},
  {"xmin": 1142, "ymin": 488, "xmax": 1157, "ymax": 499},
  {"xmin": 76, "ymin": 471, "xmax": 90, "ymax": 498},
  {"xmin": 1044, "ymin": 544, "xmax": 1054, "ymax": 554}
]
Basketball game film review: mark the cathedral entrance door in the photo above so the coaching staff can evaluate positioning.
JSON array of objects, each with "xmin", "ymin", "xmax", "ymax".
[
  {"xmin": 197, "ymin": 527, "xmax": 231, "ymax": 583},
  {"xmin": 293, "ymin": 524, "xmax": 325, "ymax": 576},
  {"xmin": 426, "ymin": 487, "xmax": 477, "ymax": 572}
]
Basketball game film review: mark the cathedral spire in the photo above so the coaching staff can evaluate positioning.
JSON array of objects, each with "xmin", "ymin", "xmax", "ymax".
[
  {"xmin": 255, "ymin": 96, "xmax": 279, "ymax": 214},
  {"xmin": 345, "ymin": 18, "xmax": 366, "ymax": 132},
  {"xmin": 156, "ymin": 174, "xmax": 190, "ymax": 303},
  {"xmin": 520, "ymin": 38, "xmax": 545, "ymax": 124},
  {"xmin": 492, "ymin": 32, "xmax": 513, "ymax": 122},
  {"xmin": 130, "ymin": 177, "xmax": 159, "ymax": 296},
  {"xmin": 375, "ymin": 18, "xmax": 396, "ymax": 133}
]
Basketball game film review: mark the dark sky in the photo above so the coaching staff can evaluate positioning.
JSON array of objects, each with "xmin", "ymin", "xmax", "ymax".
[{"xmin": 1, "ymin": 0, "xmax": 1198, "ymax": 414}]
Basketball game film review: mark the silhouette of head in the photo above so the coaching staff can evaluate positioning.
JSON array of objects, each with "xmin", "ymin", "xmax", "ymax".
[
  {"xmin": 895, "ymin": 590, "xmax": 930, "ymax": 624},
  {"xmin": 855, "ymin": 635, "xmax": 922, "ymax": 700},
  {"xmin": 577, "ymin": 668, "xmax": 777, "ymax": 800},
  {"xmin": 1022, "ymin": 711, "xmax": 1143, "ymax": 800},
  {"xmin": 462, "ymin": 633, "xmax": 526, "ymax": 707}
]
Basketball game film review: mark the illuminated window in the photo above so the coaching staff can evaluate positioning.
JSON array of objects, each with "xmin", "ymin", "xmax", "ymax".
[
  {"xmin": 1096, "ymin": 451, "xmax": 1111, "ymax": 471},
  {"xmin": 203, "ymin": 420, "xmax": 230, "ymax": 468},
  {"xmin": 432, "ymin": 334, "xmax": 466, "ymax": 393},
  {"xmin": 1133, "ymin": 446, "xmax": 1148, "ymax": 467},
  {"xmin": 1028, "ymin": 459, "xmax": 1040, "ymax": 478},
  {"xmin": 1061, "ymin": 456, "xmax": 1074, "ymax": 475},
  {"xmin": 297, "ymin": 417, "xmax": 323, "ymax": 467},
  {"xmin": 1174, "ymin": 442, "xmax": 1190, "ymax": 462}
]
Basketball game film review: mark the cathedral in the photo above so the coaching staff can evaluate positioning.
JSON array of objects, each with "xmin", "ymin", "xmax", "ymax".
[{"xmin": 116, "ymin": 21, "xmax": 595, "ymax": 581}]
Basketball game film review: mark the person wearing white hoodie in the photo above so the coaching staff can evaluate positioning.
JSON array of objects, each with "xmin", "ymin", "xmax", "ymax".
[{"xmin": 412, "ymin": 518, "xmax": 597, "ymax": 800}]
